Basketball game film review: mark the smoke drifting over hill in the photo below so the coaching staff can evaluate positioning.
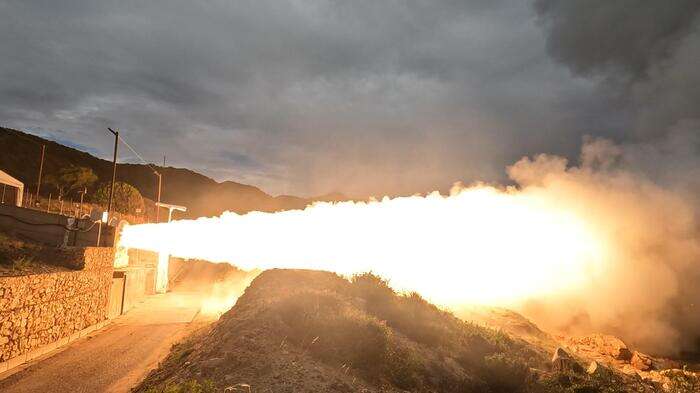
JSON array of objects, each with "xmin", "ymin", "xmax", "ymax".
[
  {"xmin": 509, "ymin": 132, "xmax": 700, "ymax": 356},
  {"xmin": 522, "ymin": 5, "xmax": 700, "ymax": 354},
  {"xmin": 121, "ymin": 131, "xmax": 700, "ymax": 355}
]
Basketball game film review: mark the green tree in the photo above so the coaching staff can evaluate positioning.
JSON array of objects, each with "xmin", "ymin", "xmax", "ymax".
[
  {"xmin": 93, "ymin": 181, "xmax": 145, "ymax": 215},
  {"xmin": 46, "ymin": 166, "xmax": 98, "ymax": 198}
]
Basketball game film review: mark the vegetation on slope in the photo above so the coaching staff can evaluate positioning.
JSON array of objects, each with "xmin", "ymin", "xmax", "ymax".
[{"xmin": 136, "ymin": 269, "xmax": 658, "ymax": 393}]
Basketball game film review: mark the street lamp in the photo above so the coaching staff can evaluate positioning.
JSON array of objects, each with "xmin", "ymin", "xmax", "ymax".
[{"xmin": 155, "ymin": 202, "xmax": 187, "ymax": 222}]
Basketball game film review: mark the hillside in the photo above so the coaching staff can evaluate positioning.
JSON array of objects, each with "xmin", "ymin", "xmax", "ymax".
[
  {"xmin": 133, "ymin": 269, "xmax": 682, "ymax": 393},
  {"xmin": 0, "ymin": 127, "xmax": 345, "ymax": 218}
]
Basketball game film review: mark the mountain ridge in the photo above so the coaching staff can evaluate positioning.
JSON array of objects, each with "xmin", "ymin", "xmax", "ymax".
[{"xmin": 0, "ymin": 127, "xmax": 346, "ymax": 218}]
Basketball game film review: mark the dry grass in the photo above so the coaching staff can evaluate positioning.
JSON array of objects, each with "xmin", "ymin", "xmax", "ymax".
[
  {"xmin": 0, "ymin": 229, "xmax": 73, "ymax": 275},
  {"xmin": 143, "ymin": 379, "xmax": 217, "ymax": 393}
]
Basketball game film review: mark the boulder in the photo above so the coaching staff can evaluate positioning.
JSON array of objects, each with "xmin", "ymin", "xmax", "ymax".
[
  {"xmin": 552, "ymin": 347, "xmax": 583, "ymax": 373},
  {"xmin": 586, "ymin": 361, "xmax": 611, "ymax": 378},
  {"xmin": 568, "ymin": 334, "xmax": 632, "ymax": 360},
  {"xmin": 631, "ymin": 351, "xmax": 653, "ymax": 371}
]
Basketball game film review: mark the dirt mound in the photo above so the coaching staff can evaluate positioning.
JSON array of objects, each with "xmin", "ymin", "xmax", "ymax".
[
  {"xmin": 457, "ymin": 306, "xmax": 558, "ymax": 353},
  {"xmin": 169, "ymin": 258, "xmax": 252, "ymax": 292},
  {"xmin": 135, "ymin": 269, "xmax": 685, "ymax": 393}
]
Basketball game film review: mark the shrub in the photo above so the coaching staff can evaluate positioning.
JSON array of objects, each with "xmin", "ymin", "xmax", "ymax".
[
  {"xmin": 351, "ymin": 273, "xmax": 449, "ymax": 346},
  {"xmin": 45, "ymin": 166, "xmax": 97, "ymax": 198},
  {"xmin": 145, "ymin": 379, "xmax": 217, "ymax": 393},
  {"xmin": 93, "ymin": 181, "xmax": 145, "ymax": 215},
  {"xmin": 11, "ymin": 255, "xmax": 33, "ymax": 270},
  {"xmin": 350, "ymin": 272, "xmax": 395, "ymax": 302},
  {"xmin": 540, "ymin": 368, "xmax": 631, "ymax": 393},
  {"xmin": 479, "ymin": 353, "xmax": 530, "ymax": 393},
  {"xmin": 276, "ymin": 290, "xmax": 390, "ymax": 376},
  {"xmin": 384, "ymin": 344, "xmax": 423, "ymax": 390},
  {"xmin": 351, "ymin": 272, "xmax": 493, "ymax": 353}
]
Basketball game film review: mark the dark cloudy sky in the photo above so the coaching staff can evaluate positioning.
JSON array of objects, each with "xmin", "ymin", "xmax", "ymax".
[{"xmin": 2, "ymin": 1, "xmax": 699, "ymax": 197}]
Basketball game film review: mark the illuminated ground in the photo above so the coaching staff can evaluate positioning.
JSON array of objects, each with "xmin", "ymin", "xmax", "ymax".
[{"xmin": 0, "ymin": 293, "xmax": 206, "ymax": 393}]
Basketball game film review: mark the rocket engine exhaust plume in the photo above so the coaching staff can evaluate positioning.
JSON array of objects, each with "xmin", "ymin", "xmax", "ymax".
[
  {"xmin": 120, "ymin": 136, "xmax": 700, "ymax": 356},
  {"xmin": 122, "ymin": 185, "xmax": 606, "ymax": 305}
]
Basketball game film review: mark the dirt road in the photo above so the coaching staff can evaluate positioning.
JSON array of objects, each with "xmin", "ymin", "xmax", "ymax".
[{"xmin": 0, "ymin": 292, "xmax": 206, "ymax": 393}]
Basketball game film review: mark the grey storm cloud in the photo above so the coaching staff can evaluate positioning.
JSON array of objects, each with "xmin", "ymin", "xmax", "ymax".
[
  {"xmin": 1, "ymin": 0, "xmax": 696, "ymax": 196},
  {"xmin": 535, "ymin": 0, "xmax": 700, "ymax": 138},
  {"xmin": 534, "ymin": 0, "xmax": 700, "ymax": 79}
]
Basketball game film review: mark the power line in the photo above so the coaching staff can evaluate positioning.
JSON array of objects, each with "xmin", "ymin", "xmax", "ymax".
[
  {"xmin": 117, "ymin": 132, "xmax": 160, "ymax": 175},
  {"xmin": 112, "ymin": 130, "xmax": 164, "ymax": 222}
]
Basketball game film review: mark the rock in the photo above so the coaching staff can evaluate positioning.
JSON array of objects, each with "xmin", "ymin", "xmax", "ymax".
[
  {"xmin": 568, "ymin": 334, "xmax": 632, "ymax": 360},
  {"xmin": 653, "ymin": 358, "xmax": 681, "ymax": 370},
  {"xmin": 631, "ymin": 351, "xmax": 653, "ymax": 371},
  {"xmin": 586, "ymin": 361, "xmax": 611, "ymax": 378},
  {"xmin": 621, "ymin": 364, "xmax": 640, "ymax": 376},
  {"xmin": 643, "ymin": 370, "xmax": 669, "ymax": 387},
  {"xmin": 552, "ymin": 347, "xmax": 583, "ymax": 373}
]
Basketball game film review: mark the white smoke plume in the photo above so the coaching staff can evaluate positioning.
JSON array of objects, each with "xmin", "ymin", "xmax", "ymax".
[{"xmin": 507, "ymin": 131, "xmax": 700, "ymax": 355}]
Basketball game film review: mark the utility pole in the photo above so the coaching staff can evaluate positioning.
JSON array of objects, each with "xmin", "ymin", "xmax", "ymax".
[
  {"xmin": 35, "ymin": 144, "xmax": 45, "ymax": 204},
  {"xmin": 155, "ymin": 171, "xmax": 162, "ymax": 222},
  {"xmin": 78, "ymin": 187, "xmax": 86, "ymax": 217},
  {"xmin": 107, "ymin": 128, "xmax": 119, "ymax": 219},
  {"xmin": 155, "ymin": 155, "xmax": 164, "ymax": 222}
]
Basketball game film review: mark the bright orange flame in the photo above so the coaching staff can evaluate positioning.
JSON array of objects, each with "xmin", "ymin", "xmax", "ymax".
[{"xmin": 119, "ymin": 184, "xmax": 608, "ymax": 307}]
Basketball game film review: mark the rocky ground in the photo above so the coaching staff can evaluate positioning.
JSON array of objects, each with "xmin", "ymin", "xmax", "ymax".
[
  {"xmin": 133, "ymin": 269, "xmax": 700, "ymax": 392},
  {"xmin": 464, "ymin": 307, "xmax": 700, "ymax": 392}
]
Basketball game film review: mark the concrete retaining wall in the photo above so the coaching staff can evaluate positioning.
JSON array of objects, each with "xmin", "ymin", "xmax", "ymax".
[
  {"xmin": 121, "ymin": 268, "xmax": 149, "ymax": 313},
  {"xmin": 0, "ymin": 247, "xmax": 114, "ymax": 371},
  {"xmin": 124, "ymin": 248, "xmax": 157, "ymax": 305},
  {"xmin": 127, "ymin": 248, "xmax": 158, "ymax": 269},
  {"xmin": 0, "ymin": 204, "xmax": 114, "ymax": 247},
  {"xmin": 108, "ymin": 249, "xmax": 158, "ymax": 317}
]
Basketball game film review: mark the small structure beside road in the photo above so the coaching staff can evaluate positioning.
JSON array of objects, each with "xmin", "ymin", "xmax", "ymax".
[{"xmin": 0, "ymin": 170, "xmax": 23, "ymax": 207}]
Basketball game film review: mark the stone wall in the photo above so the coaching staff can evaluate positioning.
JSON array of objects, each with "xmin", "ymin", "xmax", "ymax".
[{"xmin": 0, "ymin": 247, "xmax": 114, "ymax": 363}]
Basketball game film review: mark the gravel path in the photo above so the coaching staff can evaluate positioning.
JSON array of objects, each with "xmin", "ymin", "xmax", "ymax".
[{"xmin": 0, "ymin": 292, "xmax": 204, "ymax": 393}]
